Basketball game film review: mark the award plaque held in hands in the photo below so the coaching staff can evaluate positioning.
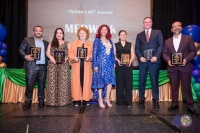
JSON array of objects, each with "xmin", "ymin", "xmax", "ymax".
[
  {"xmin": 77, "ymin": 47, "xmax": 87, "ymax": 59},
  {"xmin": 121, "ymin": 54, "xmax": 130, "ymax": 65},
  {"xmin": 171, "ymin": 53, "xmax": 182, "ymax": 65},
  {"xmin": 30, "ymin": 47, "xmax": 41, "ymax": 60},
  {"xmin": 144, "ymin": 49, "xmax": 154, "ymax": 61},
  {"xmin": 54, "ymin": 51, "xmax": 65, "ymax": 64}
]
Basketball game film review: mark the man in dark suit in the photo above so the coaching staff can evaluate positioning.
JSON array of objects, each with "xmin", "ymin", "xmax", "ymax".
[
  {"xmin": 19, "ymin": 25, "xmax": 49, "ymax": 110},
  {"xmin": 135, "ymin": 17, "xmax": 163, "ymax": 108},
  {"xmin": 163, "ymin": 21, "xmax": 198, "ymax": 115}
]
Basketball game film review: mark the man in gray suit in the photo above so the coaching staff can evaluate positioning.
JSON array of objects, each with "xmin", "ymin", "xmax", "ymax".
[
  {"xmin": 135, "ymin": 17, "xmax": 163, "ymax": 108},
  {"xmin": 19, "ymin": 26, "xmax": 49, "ymax": 110}
]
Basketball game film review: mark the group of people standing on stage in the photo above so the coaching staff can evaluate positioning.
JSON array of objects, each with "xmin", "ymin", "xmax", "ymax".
[{"xmin": 18, "ymin": 17, "xmax": 198, "ymax": 115}]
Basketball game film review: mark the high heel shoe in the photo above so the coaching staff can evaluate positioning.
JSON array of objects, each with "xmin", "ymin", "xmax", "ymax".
[
  {"xmin": 106, "ymin": 99, "xmax": 112, "ymax": 108},
  {"xmin": 98, "ymin": 99, "xmax": 105, "ymax": 108}
]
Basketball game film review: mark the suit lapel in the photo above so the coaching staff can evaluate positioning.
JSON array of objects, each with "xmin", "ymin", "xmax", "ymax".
[
  {"xmin": 141, "ymin": 31, "xmax": 147, "ymax": 43},
  {"xmin": 177, "ymin": 35, "xmax": 185, "ymax": 52},
  {"xmin": 149, "ymin": 30, "xmax": 155, "ymax": 43},
  {"xmin": 43, "ymin": 40, "xmax": 47, "ymax": 51},
  {"xmin": 170, "ymin": 37, "xmax": 176, "ymax": 53},
  {"xmin": 30, "ymin": 37, "xmax": 36, "ymax": 47}
]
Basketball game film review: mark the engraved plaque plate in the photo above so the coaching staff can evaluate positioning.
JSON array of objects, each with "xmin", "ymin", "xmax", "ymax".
[
  {"xmin": 144, "ymin": 49, "xmax": 154, "ymax": 61},
  {"xmin": 77, "ymin": 47, "xmax": 87, "ymax": 59},
  {"xmin": 54, "ymin": 51, "xmax": 65, "ymax": 64},
  {"xmin": 30, "ymin": 47, "xmax": 41, "ymax": 60},
  {"xmin": 121, "ymin": 54, "xmax": 130, "ymax": 64},
  {"xmin": 172, "ymin": 53, "xmax": 182, "ymax": 65}
]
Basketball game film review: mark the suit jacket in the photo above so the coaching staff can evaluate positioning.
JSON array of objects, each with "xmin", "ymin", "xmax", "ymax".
[
  {"xmin": 163, "ymin": 35, "xmax": 197, "ymax": 72},
  {"xmin": 18, "ymin": 37, "xmax": 49, "ymax": 70},
  {"xmin": 135, "ymin": 29, "xmax": 163, "ymax": 63}
]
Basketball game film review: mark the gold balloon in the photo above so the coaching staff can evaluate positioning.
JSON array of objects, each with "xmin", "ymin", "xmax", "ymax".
[
  {"xmin": 194, "ymin": 42, "xmax": 200, "ymax": 49},
  {"xmin": 0, "ymin": 62, "xmax": 7, "ymax": 68},
  {"xmin": 0, "ymin": 56, "xmax": 2, "ymax": 63},
  {"xmin": 197, "ymin": 50, "xmax": 200, "ymax": 56},
  {"xmin": 194, "ymin": 42, "xmax": 198, "ymax": 49}
]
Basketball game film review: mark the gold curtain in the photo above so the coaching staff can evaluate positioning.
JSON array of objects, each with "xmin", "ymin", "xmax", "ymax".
[{"xmin": 2, "ymin": 77, "xmax": 182, "ymax": 103}]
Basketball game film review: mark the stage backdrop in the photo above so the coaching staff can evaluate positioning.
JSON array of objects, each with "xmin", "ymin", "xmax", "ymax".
[{"xmin": 28, "ymin": 0, "xmax": 151, "ymax": 66}]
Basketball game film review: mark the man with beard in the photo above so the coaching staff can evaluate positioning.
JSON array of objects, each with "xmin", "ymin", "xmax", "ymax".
[
  {"xmin": 163, "ymin": 21, "xmax": 198, "ymax": 115},
  {"xmin": 19, "ymin": 26, "xmax": 49, "ymax": 110}
]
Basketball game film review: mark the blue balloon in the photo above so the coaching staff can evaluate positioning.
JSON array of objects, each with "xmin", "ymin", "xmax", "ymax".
[
  {"xmin": 0, "ymin": 50, "xmax": 7, "ymax": 56},
  {"xmin": 191, "ymin": 56, "xmax": 200, "ymax": 65},
  {"xmin": 2, "ymin": 57, "xmax": 6, "ymax": 62},
  {"xmin": 0, "ymin": 41, "xmax": 3, "ymax": 49},
  {"xmin": 2, "ymin": 43, "xmax": 7, "ymax": 50},
  {"xmin": 192, "ymin": 69, "xmax": 200, "ymax": 79},
  {"xmin": 182, "ymin": 25, "xmax": 200, "ymax": 42},
  {"xmin": 0, "ymin": 23, "xmax": 7, "ymax": 41},
  {"xmin": 195, "ymin": 77, "xmax": 200, "ymax": 83},
  {"xmin": 194, "ymin": 63, "xmax": 200, "ymax": 70}
]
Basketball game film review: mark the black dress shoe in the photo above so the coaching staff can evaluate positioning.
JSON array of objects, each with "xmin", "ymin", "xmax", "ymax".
[
  {"xmin": 187, "ymin": 107, "xmax": 198, "ymax": 115},
  {"xmin": 153, "ymin": 100, "xmax": 160, "ymax": 108},
  {"xmin": 137, "ymin": 99, "xmax": 145, "ymax": 108},
  {"xmin": 116, "ymin": 102, "xmax": 126, "ymax": 106},
  {"xmin": 82, "ymin": 101, "xmax": 90, "ymax": 106},
  {"xmin": 168, "ymin": 105, "xmax": 179, "ymax": 111},
  {"xmin": 127, "ymin": 105, "xmax": 132, "ymax": 108},
  {"xmin": 39, "ymin": 100, "xmax": 45, "ymax": 107},
  {"xmin": 73, "ymin": 101, "xmax": 81, "ymax": 107},
  {"xmin": 23, "ymin": 102, "xmax": 31, "ymax": 110}
]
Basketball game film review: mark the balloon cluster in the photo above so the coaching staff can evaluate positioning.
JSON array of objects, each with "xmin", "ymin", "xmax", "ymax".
[
  {"xmin": 182, "ymin": 25, "xmax": 200, "ymax": 97},
  {"xmin": 0, "ymin": 23, "xmax": 8, "ymax": 68}
]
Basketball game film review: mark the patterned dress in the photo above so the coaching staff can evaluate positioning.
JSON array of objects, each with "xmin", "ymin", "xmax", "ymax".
[
  {"xmin": 92, "ymin": 38, "xmax": 115, "ymax": 99},
  {"xmin": 46, "ymin": 41, "xmax": 72, "ymax": 106}
]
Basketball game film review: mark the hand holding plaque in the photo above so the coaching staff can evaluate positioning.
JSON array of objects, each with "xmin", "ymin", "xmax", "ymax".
[
  {"xmin": 54, "ymin": 51, "xmax": 65, "ymax": 64},
  {"xmin": 144, "ymin": 49, "xmax": 154, "ymax": 61},
  {"xmin": 171, "ymin": 53, "xmax": 182, "ymax": 65},
  {"xmin": 30, "ymin": 47, "xmax": 41, "ymax": 60},
  {"xmin": 77, "ymin": 47, "xmax": 87, "ymax": 59},
  {"xmin": 121, "ymin": 54, "xmax": 130, "ymax": 65}
]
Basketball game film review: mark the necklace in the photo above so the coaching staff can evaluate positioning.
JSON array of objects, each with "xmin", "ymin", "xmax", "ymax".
[{"xmin": 101, "ymin": 39, "xmax": 111, "ymax": 55}]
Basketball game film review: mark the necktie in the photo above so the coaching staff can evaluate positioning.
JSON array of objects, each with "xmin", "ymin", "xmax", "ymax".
[{"xmin": 146, "ymin": 30, "xmax": 149, "ymax": 43}]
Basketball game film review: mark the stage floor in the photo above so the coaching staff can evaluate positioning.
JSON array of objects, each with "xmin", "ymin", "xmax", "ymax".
[{"xmin": 1, "ymin": 101, "xmax": 200, "ymax": 133}]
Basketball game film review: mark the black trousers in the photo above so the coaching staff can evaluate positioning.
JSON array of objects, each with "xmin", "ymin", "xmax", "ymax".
[
  {"xmin": 25, "ymin": 66, "xmax": 47, "ymax": 102},
  {"xmin": 115, "ymin": 65, "xmax": 133, "ymax": 105},
  {"xmin": 73, "ymin": 60, "xmax": 84, "ymax": 104},
  {"xmin": 80, "ymin": 66, "xmax": 84, "ymax": 91}
]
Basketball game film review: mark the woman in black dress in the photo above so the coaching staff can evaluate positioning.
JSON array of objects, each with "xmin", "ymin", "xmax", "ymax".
[{"xmin": 114, "ymin": 30, "xmax": 135, "ymax": 107}]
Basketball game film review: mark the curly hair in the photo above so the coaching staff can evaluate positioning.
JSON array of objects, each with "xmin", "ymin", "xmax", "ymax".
[
  {"xmin": 96, "ymin": 24, "xmax": 112, "ymax": 40},
  {"xmin": 51, "ymin": 28, "xmax": 65, "ymax": 48},
  {"xmin": 77, "ymin": 26, "xmax": 90, "ymax": 40}
]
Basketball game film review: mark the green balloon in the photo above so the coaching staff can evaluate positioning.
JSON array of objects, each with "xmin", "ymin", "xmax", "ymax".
[
  {"xmin": 193, "ymin": 83, "xmax": 200, "ymax": 92},
  {"xmin": 195, "ymin": 91, "xmax": 200, "ymax": 97},
  {"xmin": 191, "ymin": 77, "xmax": 195, "ymax": 84}
]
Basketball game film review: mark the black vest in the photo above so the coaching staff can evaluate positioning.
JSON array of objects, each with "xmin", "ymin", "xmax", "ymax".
[{"xmin": 115, "ymin": 41, "xmax": 132, "ymax": 59}]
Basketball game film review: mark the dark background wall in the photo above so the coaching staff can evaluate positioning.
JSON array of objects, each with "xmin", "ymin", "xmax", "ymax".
[
  {"xmin": 152, "ymin": 0, "xmax": 200, "ymax": 69},
  {"xmin": 0, "ymin": 0, "xmax": 200, "ymax": 69},
  {"xmin": 0, "ymin": 0, "xmax": 28, "ymax": 68}
]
